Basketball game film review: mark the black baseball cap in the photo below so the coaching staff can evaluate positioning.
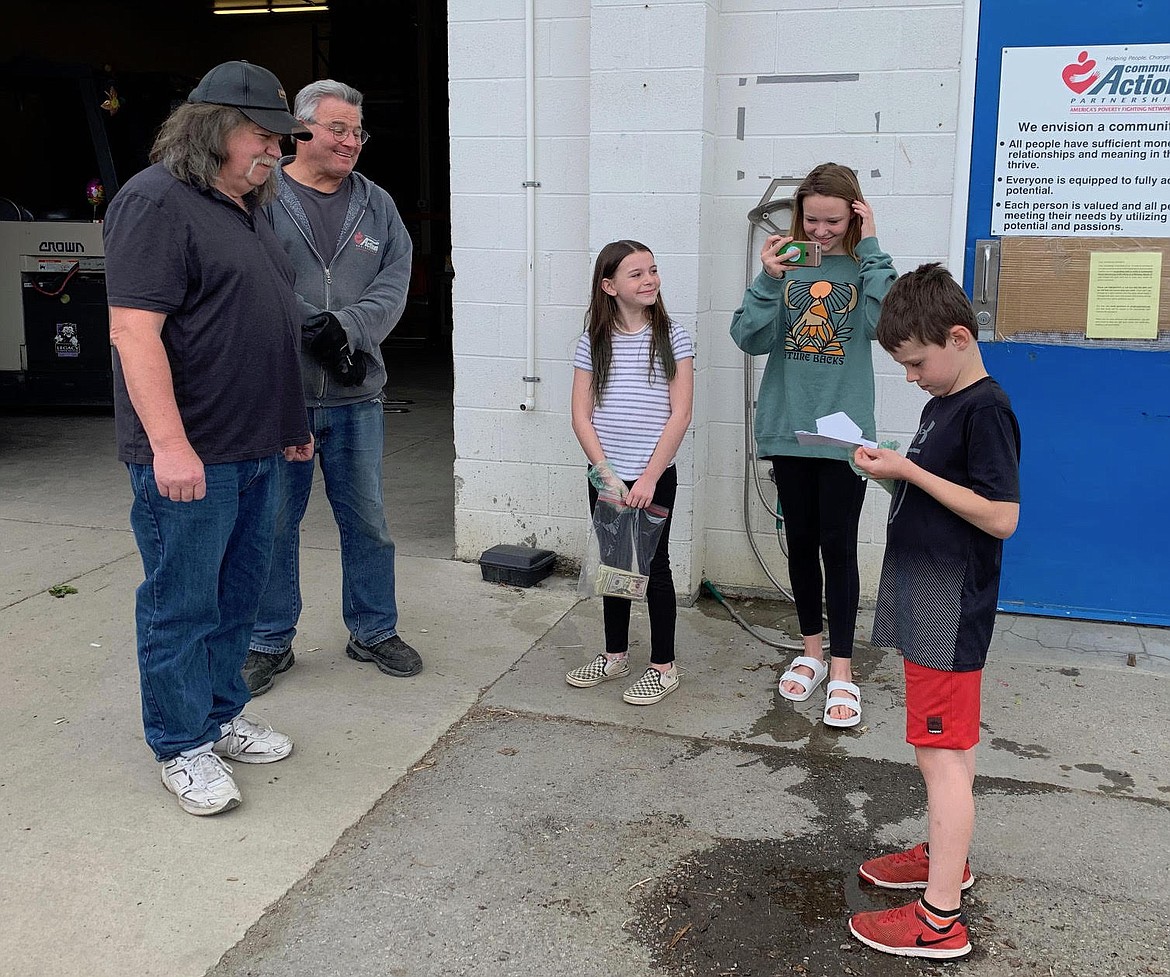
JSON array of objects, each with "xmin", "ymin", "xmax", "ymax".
[{"xmin": 188, "ymin": 60, "xmax": 311, "ymax": 140}]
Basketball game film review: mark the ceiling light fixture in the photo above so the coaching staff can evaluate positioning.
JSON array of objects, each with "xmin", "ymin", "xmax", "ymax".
[{"xmin": 213, "ymin": 0, "xmax": 328, "ymax": 14}]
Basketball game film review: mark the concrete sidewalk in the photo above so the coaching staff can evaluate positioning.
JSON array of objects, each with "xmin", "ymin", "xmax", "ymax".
[
  {"xmin": 211, "ymin": 603, "xmax": 1170, "ymax": 977},
  {"xmin": 2, "ymin": 402, "xmax": 1168, "ymax": 977}
]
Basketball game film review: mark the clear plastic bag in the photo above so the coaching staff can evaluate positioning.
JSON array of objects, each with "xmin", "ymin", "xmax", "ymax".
[{"xmin": 577, "ymin": 490, "xmax": 669, "ymax": 601}]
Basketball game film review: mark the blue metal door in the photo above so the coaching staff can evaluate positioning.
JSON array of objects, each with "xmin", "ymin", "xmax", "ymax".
[{"xmin": 964, "ymin": 0, "xmax": 1170, "ymax": 625}]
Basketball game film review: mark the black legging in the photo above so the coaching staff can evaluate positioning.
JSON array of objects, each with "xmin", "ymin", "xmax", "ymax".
[
  {"xmin": 769, "ymin": 455, "xmax": 866, "ymax": 659},
  {"xmin": 588, "ymin": 465, "xmax": 677, "ymax": 665}
]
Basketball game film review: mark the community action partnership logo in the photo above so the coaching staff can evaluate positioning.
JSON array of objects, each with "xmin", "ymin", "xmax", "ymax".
[{"xmin": 1062, "ymin": 50, "xmax": 1170, "ymax": 112}]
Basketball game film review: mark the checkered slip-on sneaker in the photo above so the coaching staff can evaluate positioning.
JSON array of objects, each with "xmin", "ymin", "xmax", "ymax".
[
  {"xmin": 566, "ymin": 653, "xmax": 631, "ymax": 688},
  {"xmin": 622, "ymin": 665, "xmax": 679, "ymax": 705}
]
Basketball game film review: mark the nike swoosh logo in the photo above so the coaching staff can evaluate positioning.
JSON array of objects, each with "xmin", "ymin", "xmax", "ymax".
[{"xmin": 915, "ymin": 932, "xmax": 956, "ymax": 947}]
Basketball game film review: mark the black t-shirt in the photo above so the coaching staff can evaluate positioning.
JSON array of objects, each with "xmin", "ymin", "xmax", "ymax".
[
  {"xmin": 871, "ymin": 377, "xmax": 1021, "ymax": 671},
  {"xmin": 104, "ymin": 164, "xmax": 310, "ymax": 464}
]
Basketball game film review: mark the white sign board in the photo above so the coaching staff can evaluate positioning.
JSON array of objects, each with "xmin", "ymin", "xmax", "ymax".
[{"xmin": 992, "ymin": 44, "xmax": 1170, "ymax": 237}]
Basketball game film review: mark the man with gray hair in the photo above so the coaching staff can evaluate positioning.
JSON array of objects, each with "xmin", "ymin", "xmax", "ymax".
[
  {"xmin": 105, "ymin": 61, "xmax": 314, "ymax": 816},
  {"xmin": 243, "ymin": 78, "xmax": 421, "ymax": 695}
]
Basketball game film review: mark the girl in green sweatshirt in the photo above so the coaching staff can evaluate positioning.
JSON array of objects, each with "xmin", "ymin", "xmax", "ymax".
[{"xmin": 730, "ymin": 162, "xmax": 896, "ymax": 729}]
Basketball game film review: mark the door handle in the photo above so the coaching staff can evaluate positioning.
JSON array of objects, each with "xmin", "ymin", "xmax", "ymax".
[{"xmin": 973, "ymin": 239, "xmax": 1000, "ymax": 338}]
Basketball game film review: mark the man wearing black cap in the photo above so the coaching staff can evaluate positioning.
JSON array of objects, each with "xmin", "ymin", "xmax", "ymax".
[{"xmin": 105, "ymin": 61, "xmax": 315, "ymax": 817}]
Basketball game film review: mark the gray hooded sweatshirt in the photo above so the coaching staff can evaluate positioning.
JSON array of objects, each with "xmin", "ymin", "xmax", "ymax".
[{"xmin": 267, "ymin": 159, "xmax": 413, "ymax": 407}]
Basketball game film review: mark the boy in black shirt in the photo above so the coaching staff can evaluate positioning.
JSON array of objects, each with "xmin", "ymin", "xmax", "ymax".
[{"xmin": 849, "ymin": 263, "xmax": 1021, "ymax": 959}]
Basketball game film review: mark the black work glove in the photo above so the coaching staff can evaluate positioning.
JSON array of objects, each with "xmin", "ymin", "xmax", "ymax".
[{"xmin": 303, "ymin": 312, "xmax": 367, "ymax": 387}]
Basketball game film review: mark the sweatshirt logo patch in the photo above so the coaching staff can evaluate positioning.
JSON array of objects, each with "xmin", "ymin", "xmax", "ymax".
[
  {"xmin": 352, "ymin": 231, "xmax": 381, "ymax": 254},
  {"xmin": 783, "ymin": 279, "xmax": 858, "ymax": 357}
]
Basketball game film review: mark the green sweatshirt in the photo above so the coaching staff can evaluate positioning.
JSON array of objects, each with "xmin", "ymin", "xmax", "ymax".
[{"xmin": 730, "ymin": 236, "xmax": 896, "ymax": 460}]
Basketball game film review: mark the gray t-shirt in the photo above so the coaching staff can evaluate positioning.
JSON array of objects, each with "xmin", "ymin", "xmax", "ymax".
[{"xmin": 284, "ymin": 172, "xmax": 352, "ymax": 260}]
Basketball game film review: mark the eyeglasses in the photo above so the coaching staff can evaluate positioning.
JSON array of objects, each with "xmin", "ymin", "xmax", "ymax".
[{"xmin": 308, "ymin": 120, "xmax": 370, "ymax": 144}]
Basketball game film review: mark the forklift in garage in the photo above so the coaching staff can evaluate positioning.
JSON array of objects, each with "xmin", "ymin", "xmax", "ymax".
[{"xmin": 0, "ymin": 58, "xmax": 179, "ymax": 408}]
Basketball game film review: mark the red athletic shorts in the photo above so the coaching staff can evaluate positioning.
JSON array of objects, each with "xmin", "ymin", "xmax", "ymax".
[{"xmin": 903, "ymin": 658, "xmax": 982, "ymax": 750}]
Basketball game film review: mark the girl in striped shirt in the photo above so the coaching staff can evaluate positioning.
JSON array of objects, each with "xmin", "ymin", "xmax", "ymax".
[{"xmin": 566, "ymin": 240, "xmax": 695, "ymax": 705}]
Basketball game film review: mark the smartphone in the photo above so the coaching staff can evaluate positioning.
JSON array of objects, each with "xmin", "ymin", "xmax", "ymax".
[{"xmin": 775, "ymin": 241, "xmax": 822, "ymax": 267}]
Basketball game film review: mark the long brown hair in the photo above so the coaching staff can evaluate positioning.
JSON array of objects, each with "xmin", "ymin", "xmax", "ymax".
[
  {"xmin": 788, "ymin": 162, "xmax": 864, "ymax": 260},
  {"xmin": 151, "ymin": 103, "xmax": 279, "ymax": 205},
  {"xmin": 583, "ymin": 240, "xmax": 675, "ymax": 406}
]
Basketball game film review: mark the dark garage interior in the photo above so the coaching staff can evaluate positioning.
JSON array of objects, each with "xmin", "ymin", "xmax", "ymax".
[{"xmin": 0, "ymin": 0, "xmax": 452, "ymax": 408}]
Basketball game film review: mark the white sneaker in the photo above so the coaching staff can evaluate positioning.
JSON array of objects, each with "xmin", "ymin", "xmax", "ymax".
[
  {"xmin": 622, "ymin": 665, "xmax": 679, "ymax": 705},
  {"xmin": 161, "ymin": 751, "xmax": 241, "ymax": 816},
  {"xmin": 213, "ymin": 714, "xmax": 293, "ymax": 764}
]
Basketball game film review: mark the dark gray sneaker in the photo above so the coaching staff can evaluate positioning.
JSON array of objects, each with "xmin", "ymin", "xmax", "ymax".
[
  {"xmin": 241, "ymin": 648, "xmax": 295, "ymax": 696},
  {"xmin": 345, "ymin": 634, "xmax": 423, "ymax": 677}
]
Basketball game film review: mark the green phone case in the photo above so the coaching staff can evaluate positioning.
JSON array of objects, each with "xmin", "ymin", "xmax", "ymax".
[{"xmin": 775, "ymin": 241, "xmax": 819, "ymax": 265}]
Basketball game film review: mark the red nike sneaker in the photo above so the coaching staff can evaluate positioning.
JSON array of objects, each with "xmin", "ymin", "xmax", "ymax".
[
  {"xmin": 849, "ymin": 899, "xmax": 971, "ymax": 959},
  {"xmin": 859, "ymin": 843, "xmax": 974, "ymax": 890}
]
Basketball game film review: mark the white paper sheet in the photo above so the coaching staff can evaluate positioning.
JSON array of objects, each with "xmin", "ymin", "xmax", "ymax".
[{"xmin": 794, "ymin": 411, "xmax": 877, "ymax": 449}]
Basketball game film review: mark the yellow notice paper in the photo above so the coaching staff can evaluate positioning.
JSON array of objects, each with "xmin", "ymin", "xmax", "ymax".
[{"xmin": 1085, "ymin": 251, "xmax": 1162, "ymax": 340}]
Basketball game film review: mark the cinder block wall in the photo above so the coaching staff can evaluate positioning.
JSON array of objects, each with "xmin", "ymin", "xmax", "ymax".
[{"xmin": 448, "ymin": 0, "xmax": 966, "ymax": 600}]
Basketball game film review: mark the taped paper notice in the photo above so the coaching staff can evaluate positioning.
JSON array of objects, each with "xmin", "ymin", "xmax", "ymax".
[{"xmin": 1085, "ymin": 252, "xmax": 1161, "ymax": 340}]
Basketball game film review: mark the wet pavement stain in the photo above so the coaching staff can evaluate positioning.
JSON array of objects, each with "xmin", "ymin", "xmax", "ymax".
[
  {"xmin": 695, "ymin": 590, "xmax": 904, "ymax": 752},
  {"xmin": 1073, "ymin": 762, "xmax": 1135, "ymax": 794},
  {"xmin": 746, "ymin": 691, "xmax": 820, "ymax": 745},
  {"xmin": 745, "ymin": 659, "xmax": 892, "ymax": 749},
  {"xmin": 989, "ymin": 737, "xmax": 1051, "ymax": 759},
  {"xmin": 627, "ymin": 836, "xmax": 983, "ymax": 976},
  {"xmin": 623, "ymin": 747, "xmax": 1057, "ymax": 977}
]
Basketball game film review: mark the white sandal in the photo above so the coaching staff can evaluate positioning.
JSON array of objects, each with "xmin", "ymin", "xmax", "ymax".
[
  {"xmin": 822, "ymin": 680, "xmax": 862, "ymax": 728},
  {"xmin": 777, "ymin": 655, "xmax": 828, "ymax": 702}
]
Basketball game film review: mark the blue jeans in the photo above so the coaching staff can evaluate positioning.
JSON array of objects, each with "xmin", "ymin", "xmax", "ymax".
[
  {"xmin": 128, "ymin": 456, "xmax": 280, "ymax": 760},
  {"xmin": 251, "ymin": 400, "xmax": 399, "ymax": 655}
]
